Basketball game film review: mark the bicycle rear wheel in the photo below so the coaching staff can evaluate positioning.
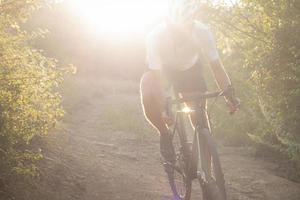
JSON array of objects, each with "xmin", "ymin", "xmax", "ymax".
[{"xmin": 198, "ymin": 128, "xmax": 226, "ymax": 200}]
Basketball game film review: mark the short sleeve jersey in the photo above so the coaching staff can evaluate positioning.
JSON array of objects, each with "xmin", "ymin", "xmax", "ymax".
[{"xmin": 146, "ymin": 21, "xmax": 219, "ymax": 71}]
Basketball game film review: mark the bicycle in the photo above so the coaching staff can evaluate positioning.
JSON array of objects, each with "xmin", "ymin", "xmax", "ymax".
[{"xmin": 163, "ymin": 89, "xmax": 232, "ymax": 200}]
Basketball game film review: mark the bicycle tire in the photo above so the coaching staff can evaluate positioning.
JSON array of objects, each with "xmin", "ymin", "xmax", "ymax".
[
  {"xmin": 199, "ymin": 128, "xmax": 226, "ymax": 200},
  {"xmin": 166, "ymin": 125, "xmax": 192, "ymax": 200}
]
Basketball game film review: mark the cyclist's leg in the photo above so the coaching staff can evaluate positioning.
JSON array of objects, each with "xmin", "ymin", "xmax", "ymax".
[
  {"xmin": 140, "ymin": 71, "xmax": 175, "ymax": 161},
  {"xmin": 140, "ymin": 72, "xmax": 168, "ymax": 134}
]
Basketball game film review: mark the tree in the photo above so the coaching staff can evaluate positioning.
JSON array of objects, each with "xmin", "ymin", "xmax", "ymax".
[{"xmin": 201, "ymin": 0, "xmax": 300, "ymax": 161}]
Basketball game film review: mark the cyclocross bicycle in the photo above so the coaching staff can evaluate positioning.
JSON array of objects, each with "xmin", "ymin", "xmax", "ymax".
[{"xmin": 163, "ymin": 89, "xmax": 232, "ymax": 200}]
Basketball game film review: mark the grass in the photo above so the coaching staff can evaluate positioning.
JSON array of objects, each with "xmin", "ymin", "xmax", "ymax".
[
  {"xmin": 96, "ymin": 94, "xmax": 155, "ymax": 137},
  {"xmin": 61, "ymin": 74, "xmax": 138, "ymax": 111},
  {"xmin": 61, "ymin": 74, "xmax": 155, "ymax": 137}
]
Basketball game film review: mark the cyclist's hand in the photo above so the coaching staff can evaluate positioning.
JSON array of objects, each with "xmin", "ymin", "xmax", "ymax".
[
  {"xmin": 223, "ymin": 85, "xmax": 240, "ymax": 114},
  {"xmin": 161, "ymin": 111, "xmax": 174, "ymax": 126},
  {"xmin": 226, "ymin": 97, "xmax": 240, "ymax": 115}
]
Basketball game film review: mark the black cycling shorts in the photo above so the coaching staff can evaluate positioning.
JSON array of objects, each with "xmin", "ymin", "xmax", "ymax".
[{"xmin": 163, "ymin": 62, "xmax": 207, "ymax": 93}]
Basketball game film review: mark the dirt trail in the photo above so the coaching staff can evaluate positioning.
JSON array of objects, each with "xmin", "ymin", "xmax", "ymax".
[{"xmin": 13, "ymin": 78, "xmax": 300, "ymax": 200}]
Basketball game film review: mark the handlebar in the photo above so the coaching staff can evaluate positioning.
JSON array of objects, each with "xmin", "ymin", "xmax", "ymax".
[
  {"xmin": 169, "ymin": 90, "xmax": 227, "ymax": 105},
  {"xmin": 165, "ymin": 85, "xmax": 239, "ymax": 115}
]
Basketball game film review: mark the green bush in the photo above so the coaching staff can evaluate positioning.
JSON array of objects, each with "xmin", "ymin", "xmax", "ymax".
[
  {"xmin": 0, "ymin": 0, "xmax": 68, "ymax": 177},
  {"xmin": 201, "ymin": 0, "xmax": 300, "ymax": 161}
]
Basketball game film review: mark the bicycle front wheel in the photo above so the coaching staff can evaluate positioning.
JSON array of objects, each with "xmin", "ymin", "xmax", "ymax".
[
  {"xmin": 166, "ymin": 132, "xmax": 192, "ymax": 200},
  {"xmin": 198, "ymin": 128, "xmax": 227, "ymax": 200}
]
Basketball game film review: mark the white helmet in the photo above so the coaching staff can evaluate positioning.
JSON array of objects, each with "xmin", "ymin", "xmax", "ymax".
[{"xmin": 168, "ymin": 0, "xmax": 200, "ymax": 25}]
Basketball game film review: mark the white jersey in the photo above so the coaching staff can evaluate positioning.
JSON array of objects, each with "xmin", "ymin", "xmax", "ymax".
[{"xmin": 146, "ymin": 21, "xmax": 219, "ymax": 71}]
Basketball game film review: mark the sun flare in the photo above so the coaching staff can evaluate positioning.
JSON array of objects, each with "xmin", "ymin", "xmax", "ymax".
[{"xmin": 67, "ymin": 0, "xmax": 168, "ymax": 36}]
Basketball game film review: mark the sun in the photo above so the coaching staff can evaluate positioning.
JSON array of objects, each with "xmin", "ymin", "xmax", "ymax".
[{"xmin": 67, "ymin": 0, "xmax": 168, "ymax": 36}]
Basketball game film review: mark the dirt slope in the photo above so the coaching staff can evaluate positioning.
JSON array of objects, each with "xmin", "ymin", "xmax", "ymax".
[{"xmin": 8, "ymin": 77, "xmax": 300, "ymax": 200}]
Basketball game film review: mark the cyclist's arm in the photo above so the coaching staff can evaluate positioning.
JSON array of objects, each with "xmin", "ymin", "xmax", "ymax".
[
  {"xmin": 210, "ymin": 58, "xmax": 240, "ymax": 113},
  {"xmin": 199, "ymin": 26, "xmax": 239, "ymax": 112},
  {"xmin": 209, "ymin": 59, "xmax": 232, "ymax": 91},
  {"xmin": 199, "ymin": 26, "xmax": 232, "ymax": 92}
]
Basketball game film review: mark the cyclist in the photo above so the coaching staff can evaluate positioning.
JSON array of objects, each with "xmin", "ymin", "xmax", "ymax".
[{"xmin": 140, "ymin": 0, "xmax": 239, "ymax": 163}]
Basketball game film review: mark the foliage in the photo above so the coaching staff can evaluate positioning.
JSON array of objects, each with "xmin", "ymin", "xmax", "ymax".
[
  {"xmin": 200, "ymin": 0, "xmax": 300, "ymax": 161},
  {"xmin": 0, "ymin": 0, "xmax": 68, "ymax": 177}
]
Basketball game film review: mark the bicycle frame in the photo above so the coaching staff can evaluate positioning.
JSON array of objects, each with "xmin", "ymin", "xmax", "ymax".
[
  {"xmin": 171, "ymin": 101, "xmax": 209, "ymax": 183},
  {"xmin": 166, "ymin": 90, "xmax": 229, "ymax": 200}
]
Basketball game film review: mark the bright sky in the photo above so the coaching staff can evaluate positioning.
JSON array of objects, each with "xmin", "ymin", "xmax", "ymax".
[
  {"xmin": 66, "ymin": 0, "xmax": 238, "ymax": 37},
  {"xmin": 67, "ymin": 0, "xmax": 169, "ymax": 37}
]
